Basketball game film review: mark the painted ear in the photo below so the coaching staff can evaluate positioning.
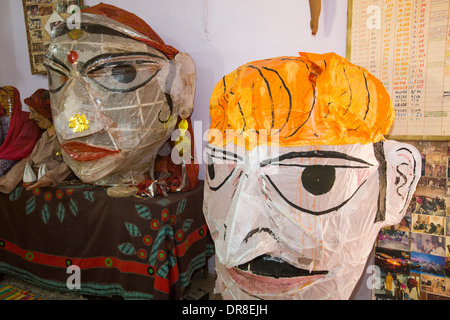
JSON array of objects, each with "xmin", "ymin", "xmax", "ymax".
[
  {"xmin": 173, "ymin": 52, "xmax": 197, "ymax": 119},
  {"xmin": 383, "ymin": 140, "xmax": 422, "ymax": 226}
]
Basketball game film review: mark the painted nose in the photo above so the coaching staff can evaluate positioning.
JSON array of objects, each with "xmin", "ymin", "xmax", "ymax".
[
  {"xmin": 215, "ymin": 165, "xmax": 280, "ymax": 269},
  {"xmin": 213, "ymin": 163, "xmax": 325, "ymax": 272},
  {"xmin": 54, "ymin": 77, "xmax": 113, "ymax": 141}
]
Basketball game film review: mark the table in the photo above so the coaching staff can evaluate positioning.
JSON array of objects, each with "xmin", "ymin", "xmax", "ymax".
[{"xmin": 0, "ymin": 180, "xmax": 213, "ymax": 299}]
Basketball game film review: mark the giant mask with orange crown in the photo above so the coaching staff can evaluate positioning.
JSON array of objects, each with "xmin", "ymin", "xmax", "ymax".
[{"xmin": 203, "ymin": 52, "xmax": 421, "ymax": 299}]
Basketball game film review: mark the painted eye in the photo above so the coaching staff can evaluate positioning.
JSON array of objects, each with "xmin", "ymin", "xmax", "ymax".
[
  {"xmin": 86, "ymin": 60, "xmax": 160, "ymax": 93},
  {"xmin": 206, "ymin": 146, "xmax": 242, "ymax": 191},
  {"xmin": 48, "ymin": 71, "xmax": 68, "ymax": 93},
  {"xmin": 301, "ymin": 165, "xmax": 336, "ymax": 196},
  {"xmin": 44, "ymin": 56, "xmax": 70, "ymax": 93},
  {"xmin": 46, "ymin": 65, "xmax": 69, "ymax": 93},
  {"xmin": 207, "ymin": 154, "xmax": 216, "ymax": 180},
  {"xmin": 260, "ymin": 151, "xmax": 376, "ymax": 215},
  {"xmin": 111, "ymin": 64, "xmax": 137, "ymax": 84}
]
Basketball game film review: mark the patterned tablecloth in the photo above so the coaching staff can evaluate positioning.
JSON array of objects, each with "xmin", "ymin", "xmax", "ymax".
[{"xmin": 0, "ymin": 180, "xmax": 213, "ymax": 299}]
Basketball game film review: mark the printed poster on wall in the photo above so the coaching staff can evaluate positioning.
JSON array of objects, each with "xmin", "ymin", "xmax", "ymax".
[
  {"xmin": 22, "ymin": 0, "xmax": 84, "ymax": 75},
  {"xmin": 372, "ymin": 141, "xmax": 450, "ymax": 300}
]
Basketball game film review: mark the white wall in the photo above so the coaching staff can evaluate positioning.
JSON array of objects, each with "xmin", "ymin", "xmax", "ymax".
[
  {"xmin": 0, "ymin": 1, "xmax": 49, "ymax": 100},
  {"xmin": 1, "ymin": 0, "xmax": 373, "ymax": 299}
]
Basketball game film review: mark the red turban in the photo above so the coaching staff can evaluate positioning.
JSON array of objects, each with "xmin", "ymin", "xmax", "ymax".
[
  {"xmin": 24, "ymin": 89, "xmax": 52, "ymax": 120},
  {"xmin": 81, "ymin": 3, "xmax": 179, "ymax": 60}
]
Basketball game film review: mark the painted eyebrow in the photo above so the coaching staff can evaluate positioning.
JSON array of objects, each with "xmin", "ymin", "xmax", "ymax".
[
  {"xmin": 44, "ymin": 55, "xmax": 70, "ymax": 73},
  {"xmin": 260, "ymin": 150, "xmax": 374, "ymax": 167},
  {"xmin": 81, "ymin": 52, "xmax": 164, "ymax": 73},
  {"xmin": 207, "ymin": 168, "xmax": 236, "ymax": 192},
  {"xmin": 53, "ymin": 23, "xmax": 172, "ymax": 60},
  {"xmin": 54, "ymin": 23, "xmax": 132, "ymax": 39},
  {"xmin": 206, "ymin": 145, "xmax": 243, "ymax": 162},
  {"xmin": 44, "ymin": 52, "xmax": 162, "ymax": 75}
]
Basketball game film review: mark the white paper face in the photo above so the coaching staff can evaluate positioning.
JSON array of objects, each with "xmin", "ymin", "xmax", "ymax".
[
  {"xmin": 45, "ymin": 14, "xmax": 195, "ymax": 185},
  {"xmin": 203, "ymin": 140, "xmax": 421, "ymax": 299}
]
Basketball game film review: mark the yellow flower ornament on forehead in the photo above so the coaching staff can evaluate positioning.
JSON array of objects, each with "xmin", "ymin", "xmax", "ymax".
[
  {"xmin": 203, "ymin": 52, "xmax": 421, "ymax": 300},
  {"xmin": 45, "ymin": 3, "xmax": 196, "ymax": 186}
]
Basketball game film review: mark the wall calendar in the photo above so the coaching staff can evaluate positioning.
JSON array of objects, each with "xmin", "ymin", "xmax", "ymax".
[{"xmin": 347, "ymin": 0, "xmax": 450, "ymax": 140}]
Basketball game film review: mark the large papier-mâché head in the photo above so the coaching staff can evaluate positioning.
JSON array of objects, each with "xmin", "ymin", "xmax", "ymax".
[
  {"xmin": 203, "ymin": 52, "xmax": 421, "ymax": 299},
  {"xmin": 45, "ymin": 4, "xmax": 196, "ymax": 185}
]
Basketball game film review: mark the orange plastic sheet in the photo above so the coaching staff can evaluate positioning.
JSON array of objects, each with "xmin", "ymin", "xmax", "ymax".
[{"xmin": 208, "ymin": 52, "xmax": 394, "ymax": 149}]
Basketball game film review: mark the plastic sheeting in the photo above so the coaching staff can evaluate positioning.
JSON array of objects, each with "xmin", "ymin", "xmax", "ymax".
[
  {"xmin": 208, "ymin": 52, "xmax": 394, "ymax": 149},
  {"xmin": 203, "ymin": 53, "xmax": 422, "ymax": 300},
  {"xmin": 45, "ymin": 12, "xmax": 196, "ymax": 185}
]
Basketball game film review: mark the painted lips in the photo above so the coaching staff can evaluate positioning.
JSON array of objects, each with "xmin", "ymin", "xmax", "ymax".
[
  {"xmin": 228, "ymin": 255, "xmax": 328, "ymax": 296},
  {"xmin": 227, "ymin": 267, "xmax": 327, "ymax": 296},
  {"xmin": 61, "ymin": 141, "xmax": 120, "ymax": 161}
]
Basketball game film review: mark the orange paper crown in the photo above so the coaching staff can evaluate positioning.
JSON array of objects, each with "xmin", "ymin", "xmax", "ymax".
[{"xmin": 209, "ymin": 52, "xmax": 394, "ymax": 149}]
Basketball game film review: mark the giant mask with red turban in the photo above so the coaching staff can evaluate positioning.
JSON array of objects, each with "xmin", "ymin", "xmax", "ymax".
[{"xmin": 45, "ymin": 4, "xmax": 197, "ymax": 188}]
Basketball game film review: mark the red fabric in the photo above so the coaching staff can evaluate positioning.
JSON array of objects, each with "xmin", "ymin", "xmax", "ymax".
[
  {"xmin": 81, "ymin": 3, "xmax": 179, "ymax": 60},
  {"xmin": 0, "ymin": 107, "xmax": 4, "ymax": 117},
  {"xmin": 0, "ymin": 87, "xmax": 43, "ymax": 161}
]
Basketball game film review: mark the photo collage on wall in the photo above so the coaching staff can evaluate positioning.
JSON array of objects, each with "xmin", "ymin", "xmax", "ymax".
[
  {"xmin": 23, "ymin": 0, "xmax": 83, "ymax": 74},
  {"xmin": 373, "ymin": 141, "xmax": 450, "ymax": 300}
]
